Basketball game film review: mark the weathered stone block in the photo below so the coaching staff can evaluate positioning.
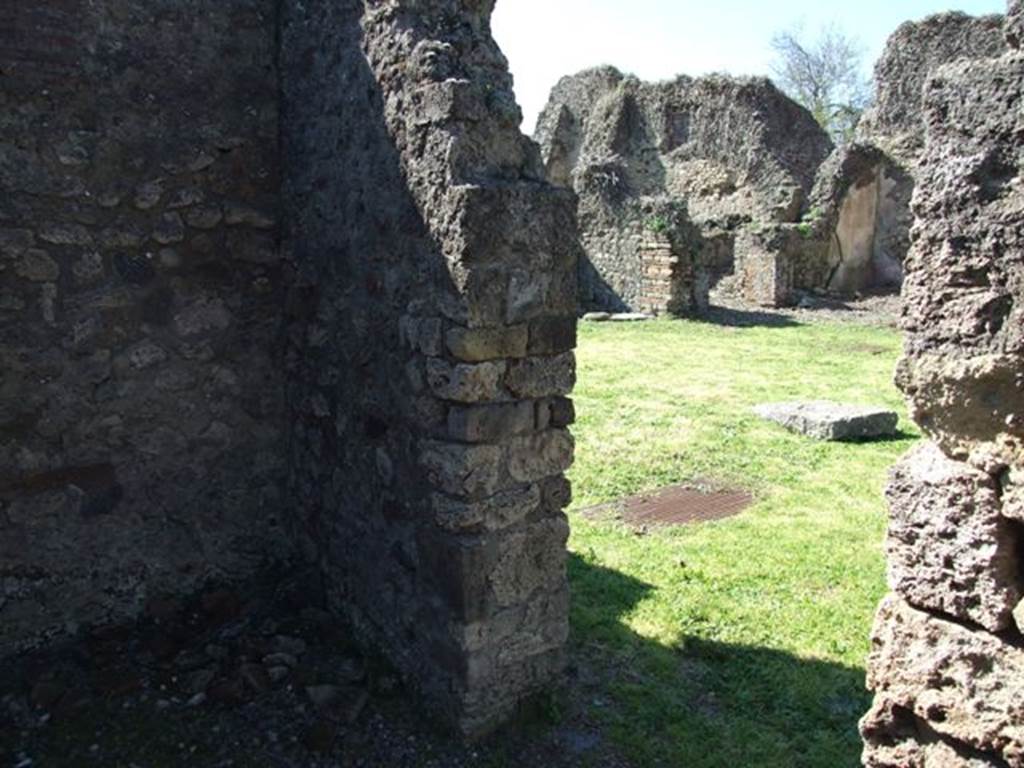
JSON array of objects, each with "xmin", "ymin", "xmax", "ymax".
[
  {"xmin": 38, "ymin": 222, "xmax": 92, "ymax": 246},
  {"xmin": 431, "ymin": 485, "xmax": 542, "ymax": 533},
  {"xmin": 547, "ymin": 396, "xmax": 576, "ymax": 428},
  {"xmin": 0, "ymin": 228, "xmax": 35, "ymax": 257},
  {"xmin": 895, "ymin": 353, "xmax": 1023, "ymax": 469},
  {"xmin": 173, "ymin": 297, "xmax": 233, "ymax": 338},
  {"xmin": 527, "ymin": 316, "xmax": 576, "ymax": 356},
  {"xmin": 440, "ymin": 264, "xmax": 510, "ymax": 329},
  {"xmin": 861, "ymin": 698, "xmax": 1005, "ymax": 768},
  {"xmin": 184, "ymin": 206, "xmax": 224, "ymax": 230},
  {"xmin": 539, "ymin": 475, "xmax": 573, "ymax": 512},
  {"xmin": 448, "ymin": 185, "xmax": 579, "ymax": 270},
  {"xmin": 489, "ymin": 516, "xmax": 570, "ymax": 608},
  {"xmin": 445, "ymin": 325, "xmax": 528, "ymax": 362},
  {"xmin": 16, "ymin": 250, "xmax": 60, "ymax": 282},
  {"xmin": 450, "ymin": 586, "xmax": 569, "ymax": 658},
  {"xmin": 153, "ymin": 212, "xmax": 185, "ymax": 244},
  {"xmin": 224, "ymin": 203, "xmax": 275, "ymax": 229},
  {"xmin": 754, "ymin": 400, "xmax": 899, "ymax": 441},
  {"xmin": 418, "ymin": 531, "xmax": 497, "ymax": 623},
  {"xmin": 865, "ymin": 596, "xmax": 1024, "ymax": 766},
  {"xmin": 419, "ymin": 441, "xmax": 503, "ymax": 499},
  {"xmin": 506, "ymin": 270, "xmax": 549, "ymax": 322},
  {"xmin": 507, "ymin": 429, "xmax": 574, "ymax": 484},
  {"xmin": 447, "ymin": 402, "xmax": 535, "ymax": 443},
  {"xmin": 505, "ymin": 352, "xmax": 575, "ymax": 398},
  {"xmin": 885, "ymin": 442, "xmax": 1021, "ymax": 632},
  {"xmin": 419, "ymin": 520, "xmax": 566, "ymax": 628},
  {"xmin": 426, "ymin": 358, "xmax": 506, "ymax": 403}
]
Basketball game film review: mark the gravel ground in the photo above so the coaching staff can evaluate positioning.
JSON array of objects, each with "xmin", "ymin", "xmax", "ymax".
[
  {"xmin": 0, "ymin": 569, "xmax": 633, "ymax": 768},
  {"xmin": 706, "ymin": 291, "xmax": 903, "ymax": 329}
]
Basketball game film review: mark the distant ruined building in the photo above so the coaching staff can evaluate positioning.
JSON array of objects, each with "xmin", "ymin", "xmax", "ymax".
[
  {"xmin": 537, "ymin": 11, "xmax": 1009, "ymax": 311},
  {"xmin": 535, "ymin": 69, "xmax": 834, "ymax": 311}
]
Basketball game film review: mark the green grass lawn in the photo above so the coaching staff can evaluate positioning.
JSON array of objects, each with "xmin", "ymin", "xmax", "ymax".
[{"xmin": 565, "ymin": 314, "xmax": 918, "ymax": 768}]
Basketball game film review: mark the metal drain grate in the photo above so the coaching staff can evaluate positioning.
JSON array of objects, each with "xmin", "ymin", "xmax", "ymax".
[{"xmin": 581, "ymin": 484, "xmax": 753, "ymax": 528}]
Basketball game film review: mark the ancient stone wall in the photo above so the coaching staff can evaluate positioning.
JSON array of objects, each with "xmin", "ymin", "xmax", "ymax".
[
  {"xmin": 536, "ymin": 68, "xmax": 833, "ymax": 310},
  {"xmin": 281, "ymin": 0, "xmax": 579, "ymax": 737},
  {"xmin": 861, "ymin": 6, "xmax": 1024, "ymax": 765},
  {"xmin": 1, "ymin": 0, "xmax": 577, "ymax": 737},
  {"xmin": 811, "ymin": 12, "xmax": 1008, "ymax": 298},
  {"xmin": 575, "ymin": 189, "xmax": 705, "ymax": 315},
  {"xmin": 857, "ymin": 12, "xmax": 1007, "ymax": 167},
  {"xmin": 0, "ymin": 0, "xmax": 288, "ymax": 655}
]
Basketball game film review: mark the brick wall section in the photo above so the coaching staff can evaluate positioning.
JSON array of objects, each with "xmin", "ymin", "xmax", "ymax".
[
  {"xmin": 861, "ymin": 5, "xmax": 1024, "ymax": 765},
  {"xmin": 577, "ymin": 194, "xmax": 707, "ymax": 315},
  {"xmin": 637, "ymin": 239, "xmax": 704, "ymax": 316},
  {"xmin": 281, "ymin": 0, "xmax": 579, "ymax": 737},
  {"xmin": 0, "ymin": 0, "xmax": 288, "ymax": 655}
]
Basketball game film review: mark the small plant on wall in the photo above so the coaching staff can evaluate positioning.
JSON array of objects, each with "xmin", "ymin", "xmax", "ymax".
[
  {"xmin": 797, "ymin": 207, "xmax": 823, "ymax": 239},
  {"xmin": 647, "ymin": 215, "xmax": 669, "ymax": 234}
]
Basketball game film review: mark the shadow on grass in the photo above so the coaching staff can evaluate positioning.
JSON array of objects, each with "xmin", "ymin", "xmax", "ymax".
[
  {"xmin": 699, "ymin": 305, "xmax": 803, "ymax": 329},
  {"xmin": 840, "ymin": 428, "xmax": 918, "ymax": 445},
  {"xmin": 566, "ymin": 553, "xmax": 869, "ymax": 768}
]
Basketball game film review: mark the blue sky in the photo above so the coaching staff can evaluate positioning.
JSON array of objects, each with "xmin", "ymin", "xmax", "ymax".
[{"xmin": 491, "ymin": 0, "xmax": 1007, "ymax": 132}]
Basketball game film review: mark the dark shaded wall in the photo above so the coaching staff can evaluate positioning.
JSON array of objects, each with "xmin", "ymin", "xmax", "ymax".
[
  {"xmin": 281, "ymin": 0, "xmax": 579, "ymax": 737},
  {"xmin": 0, "ymin": 0, "xmax": 288, "ymax": 654}
]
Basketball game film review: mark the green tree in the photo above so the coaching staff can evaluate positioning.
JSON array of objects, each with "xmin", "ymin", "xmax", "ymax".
[{"xmin": 770, "ymin": 23, "xmax": 872, "ymax": 144}]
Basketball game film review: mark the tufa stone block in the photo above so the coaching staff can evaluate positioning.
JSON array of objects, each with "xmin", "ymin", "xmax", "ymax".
[
  {"xmin": 754, "ymin": 400, "xmax": 899, "ymax": 441},
  {"xmin": 426, "ymin": 358, "xmax": 506, "ymax": 404},
  {"xmin": 445, "ymin": 325, "xmax": 528, "ymax": 362},
  {"xmin": 885, "ymin": 442, "xmax": 1022, "ymax": 632},
  {"xmin": 865, "ymin": 596, "xmax": 1024, "ymax": 766},
  {"xmin": 420, "ymin": 441, "xmax": 503, "ymax": 500},
  {"xmin": 447, "ymin": 401, "xmax": 535, "ymax": 443},
  {"xmin": 507, "ymin": 429, "xmax": 574, "ymax": 484},
  {"xmin": 505, "ymin": 352, "xmax": 575, "ymax": 398}
]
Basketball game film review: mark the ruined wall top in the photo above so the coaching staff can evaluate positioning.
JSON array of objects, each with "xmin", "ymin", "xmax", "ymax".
[
  {"xmin": 534, "ymin": 66, "xmax": 833, "ymax": 224},
  {"xmin": 857, "ymin": 11, "xmax": 1007, "ymax": 166},
  {"xmin": 894, "ymin": 8, "xmax": 1024, "ymax": 473},
  {"xmin": 1009, "ymin": 0, "xmax": 1023, "ymax": 46}
]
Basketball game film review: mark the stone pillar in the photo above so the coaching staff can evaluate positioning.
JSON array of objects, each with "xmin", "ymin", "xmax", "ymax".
[
  {"xmin": 282, "ymin": 0, "xmax": 579, "ymax": 738},
  {"xmin": 638, "ymin": 239, "xmax": 678, "ymax": 315},
  {"xmin": 861, "ymin": 6, "xmax": 1024, "ymax": 765},
  {"xmin": 735, "ymin": 225, "xmax": 796, "ymax": 307}
]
